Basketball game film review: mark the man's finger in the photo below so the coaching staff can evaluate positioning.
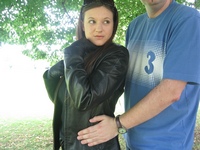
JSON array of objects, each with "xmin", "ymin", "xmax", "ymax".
[
  {"xmin": 78, "ymin": 126, "xmax": 94, "ymax": 136},
  {"xmin": 89, "ymin": 115, "xmax": 106, "ymax": 123},
  {"xmin": 80, "ymin": 137, "xmax": 102, "ymax": 146}
]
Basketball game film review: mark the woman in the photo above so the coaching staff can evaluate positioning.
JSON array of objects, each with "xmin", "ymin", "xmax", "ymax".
[{"xmin": 43, "ymin": 0, "xmax": 129, "ymax": 149}]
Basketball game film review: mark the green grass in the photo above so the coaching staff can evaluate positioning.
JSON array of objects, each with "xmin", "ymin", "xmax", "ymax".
[
  {"xmin": 0, "ymin": 117, "xmax": 53, "ymax": 150},
  {"xmin": 0, "ymin": 117, "xmax": 126, "ymax": 150},
  {"xmin": 0, "ymin": 113, "xmax": 200, "ymax": 150}
]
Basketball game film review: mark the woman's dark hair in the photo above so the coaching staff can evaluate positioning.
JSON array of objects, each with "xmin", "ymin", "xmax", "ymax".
[{"xmin": 76, "ymin": 0, "xmax": 119, "ymax": 74}]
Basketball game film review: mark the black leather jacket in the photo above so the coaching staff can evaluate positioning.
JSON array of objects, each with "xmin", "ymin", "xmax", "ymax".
[{"xmin": 43, "ymin": 40, "xmax": 129, "ymax": 150}]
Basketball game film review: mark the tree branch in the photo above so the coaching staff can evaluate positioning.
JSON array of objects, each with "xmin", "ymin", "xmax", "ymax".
[{"xmin": 61, "ymin": 0, "xmax": 76, "ymax": 28}]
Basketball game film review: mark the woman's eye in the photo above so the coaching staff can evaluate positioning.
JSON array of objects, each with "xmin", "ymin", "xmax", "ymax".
[
  {"xmin": 89, "ymin": 20, "xmax": 95, "ymax": 24},
  {"xmin": 104, "ymin": 20, "xmax": 110, "ymax": 24}
]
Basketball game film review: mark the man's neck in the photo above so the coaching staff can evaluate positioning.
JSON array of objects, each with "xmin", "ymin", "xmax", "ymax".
[{"xmin": 146, "ymin": 0, "xmax": 172, "ymax": 18}]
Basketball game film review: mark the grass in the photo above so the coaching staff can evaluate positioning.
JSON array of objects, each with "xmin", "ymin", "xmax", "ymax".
[
  {"xmin": 0, "ymin": 117, "xmax": 126, "ymax": 150},
  {"xmin": 194, "ymin": 109, "xmax": 200, "ymax": 150},
  {"xmin": 0, "ymin": 114, "xmax": 200, "ymax": 150},
  {"xmin": 0, "ymin": 117, "xmax": 53, "ymax": 150}
]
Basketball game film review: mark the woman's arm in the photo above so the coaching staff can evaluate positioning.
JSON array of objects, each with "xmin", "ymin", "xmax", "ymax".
[{"xmin": 64, "ymin": 39, "xmax": 129, "ymax": 110}]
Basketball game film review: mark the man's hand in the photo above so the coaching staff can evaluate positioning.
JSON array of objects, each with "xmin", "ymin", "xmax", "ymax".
[{"xmin": 77, "ymin": 115, "xmax": 118, "ymax": 147}]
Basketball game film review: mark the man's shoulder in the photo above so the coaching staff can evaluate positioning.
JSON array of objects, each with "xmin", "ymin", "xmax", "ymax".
[{"xmin": 172, "ymin": 2, "xmax": 200, "ymax": 18}]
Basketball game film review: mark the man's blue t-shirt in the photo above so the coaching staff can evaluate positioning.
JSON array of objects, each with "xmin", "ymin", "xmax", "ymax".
[{"xmin": 125, "ymin": 1, "xmax": 200, "ymax": 149}]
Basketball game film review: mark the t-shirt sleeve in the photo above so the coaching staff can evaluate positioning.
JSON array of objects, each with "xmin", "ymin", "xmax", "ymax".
[{"xmin": 163, "ymin": 11, "xmax": 200, "ymax": 84}]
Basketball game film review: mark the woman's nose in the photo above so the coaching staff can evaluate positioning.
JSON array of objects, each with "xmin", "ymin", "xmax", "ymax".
[{"xmin": 95, "ymin": 23, "xmax": 103, "ymax": 32}]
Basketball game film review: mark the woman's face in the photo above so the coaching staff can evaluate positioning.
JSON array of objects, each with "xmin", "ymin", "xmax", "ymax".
[{"xmin": 83, "ymin": 6, "xmax": 114, "ymax": 46}]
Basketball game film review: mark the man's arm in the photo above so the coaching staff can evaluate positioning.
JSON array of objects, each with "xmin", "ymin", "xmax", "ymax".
[{"xmin": 77, "ymin": 79, "xmax": 186, "ymax": 146}]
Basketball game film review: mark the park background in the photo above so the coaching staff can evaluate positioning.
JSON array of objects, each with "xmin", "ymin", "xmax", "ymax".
[{"xmin": 0, "ymin": 0, "xmax": 200, "ymax": 149}]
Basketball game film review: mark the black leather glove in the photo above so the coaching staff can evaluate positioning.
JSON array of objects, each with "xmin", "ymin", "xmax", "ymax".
[
  {"xmin": 64, "ymin": 38, "xmax": 98, "ymax": 70},
  {"xmin": 48, "ymin": 60, "xmax": 64, "ymax": 79},
  {"xmin": 65, "ymin": 38, "xmax": 98, "ymax": 57},
  {"xmin": 71, "ymin": 38, "xmax": 97, "ymax": 50}
]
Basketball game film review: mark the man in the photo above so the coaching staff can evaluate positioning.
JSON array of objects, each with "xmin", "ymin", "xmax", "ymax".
[{"xmin": 77, "ymin": 0, "xmax": 200, "ymax": 149}]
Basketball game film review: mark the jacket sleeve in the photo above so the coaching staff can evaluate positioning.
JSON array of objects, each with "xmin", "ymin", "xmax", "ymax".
[
  {"xmin": 64, "ymin": 44, "xmax": 129, "ymax": 111},
  {"xmin": 43, "ymin": 70, "xmax": 61, "ymax": 103}
]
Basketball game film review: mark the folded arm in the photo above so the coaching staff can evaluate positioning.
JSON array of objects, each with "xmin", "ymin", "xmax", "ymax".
[{"xmin": 64, "ymin": 40, "xmax": 129, "ymax": 110}]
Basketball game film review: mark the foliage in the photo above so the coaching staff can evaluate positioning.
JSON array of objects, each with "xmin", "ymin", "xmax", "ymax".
[
  {"xmin": 0, "ymin": 0, "xmax": 193, "ymax": 64},
  {"xmin": 190, "ymin": 0, "xmax": 200, "ymax": 9}
]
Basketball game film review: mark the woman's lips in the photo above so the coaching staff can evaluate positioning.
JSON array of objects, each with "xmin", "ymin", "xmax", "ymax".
[{"xmin": 95, "ymin": 35, "xmax": 104, "ymax": 39}]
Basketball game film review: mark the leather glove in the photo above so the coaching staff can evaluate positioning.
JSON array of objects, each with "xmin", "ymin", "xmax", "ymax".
[
  {"xmin": 71, "ymin": 38, "xmax": 98, "ymax": 51},
  {"xmin": 64, "ymin": 38, "xmax": 98, "ymax": 69},
  {"xmin": 65, "ymin": 38, "xmax": 98, "ymax": 57},
  {"xmin": 48, "ymin": 60, "xmax": 64, "ymax": 79}
]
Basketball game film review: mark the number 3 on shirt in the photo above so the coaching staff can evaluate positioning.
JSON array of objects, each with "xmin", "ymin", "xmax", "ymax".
[{"xmin": 145, "ymin": 51, "xmax": 155, "ymax": 74}]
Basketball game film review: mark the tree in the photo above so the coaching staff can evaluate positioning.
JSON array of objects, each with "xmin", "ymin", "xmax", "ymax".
[
  {"xmin": 0, "ymin": 0, "xmax": 189, "ymax": 64},
  {"xmin": 193, "ymin": 0, "xmax": 200, "ymax": 9}
]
